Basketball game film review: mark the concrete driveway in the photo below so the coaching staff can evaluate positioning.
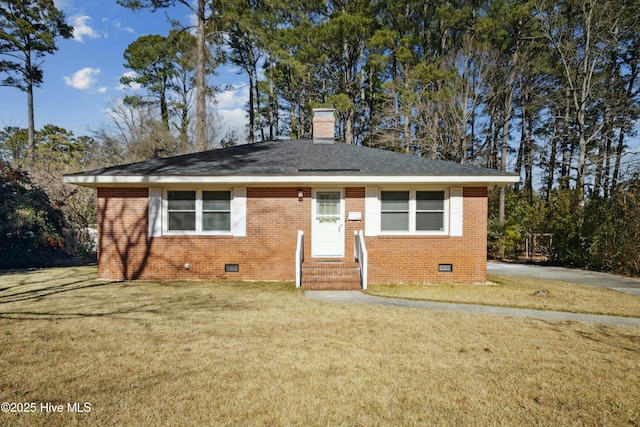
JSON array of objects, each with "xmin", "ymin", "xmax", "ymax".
[{"xmin": 488, "ymin": 262, "xmax": 640, "ymax": 296}]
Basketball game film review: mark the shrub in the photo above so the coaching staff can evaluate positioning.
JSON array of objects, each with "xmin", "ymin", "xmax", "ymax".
[
  {"xmin": 489, "ymin": 183, "xmax": 640, "ymax": 277},
  {"xmin": 0, "ymin": 162, "xmax": 66, "ymax": 268}
]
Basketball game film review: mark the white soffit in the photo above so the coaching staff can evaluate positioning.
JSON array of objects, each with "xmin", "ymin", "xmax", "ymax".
[{"xmin": 64, "ymin": 174, "xmax": 519, "ymax": 187}]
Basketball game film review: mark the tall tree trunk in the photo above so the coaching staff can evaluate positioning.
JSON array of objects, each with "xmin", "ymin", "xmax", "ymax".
[
  {"xmin": 560, "ymin": 88, "xmax": 571, "ymax": 190},
  {"xmin": 524, "ymin": 110, "xmax": 534, "ymax": 201},
  {"xmin": 574, "ymin": 95, "xmax": 589, "ymax": 205},
  {"xmin": 160, "ymin": 88, "xmax": 169, "ymax": 131},
  {"xmin": 499, "ymin": 62, "xmax": 517, "ymax": 222},
  {"xmin": 612, "ymin": 126, "xmax": 625, "ymax": 194},
  {"xmin": 486, "ymin": 104, "xmax": 498, "ymax": 170},
  {"xmin": 344, "ymin": 106, "xmax": 353, "ymax": 144},
  {"xmin": 195, "ymin": 0, "xmax": 207, "ymax": 151},
  {"xmin": 499, "ymin": 118, "xmax": 509, "ymax": 221},
  {"xmin": 178, "ymin": 74, "xmax": 189, "ymax": 153},
  {"xmin": 403, "ymin": 114, "xmax": 410, "ymax": 153},
  {"xmin": 545, "ymin": 120, "xmax": 558, "ymax": 202},
  {"xmin": 248, "ymin": 67, "xmax": 255, "ymax": 144},
  {"xmin": 25, "ymin": 49, "xmax": 36, "ymax": 166},
  {"xmin": 268, "ymin": 57, "xmax": 275, "ymax": 140},
  {"xmin": 255, "ymin": 62, "xmax": 264, "ymax": 142},
  {"xmin": 430, "ymin": 109, "xmax": 440, "ymax": 159},
  {"xmin": 593, "ymin": 107, "xmax": 610, "ymax": 198},
  {"xmin": 358, "ymin": 39, "xmax": 367, "ymax": 145},
  {"xmin": 603, "ymin": 130, "xmax": 612, "ymax": 199},
  {"xmin": 515, "ymin": 131, "xmax": 524, "ymax": 192},
  {"xmin": 573, "ymin": 2, "xmax": 597, "ymax": 206},
  {"xmin": 518, "ymin": 83, "xmax": 535, "ymax": 200},
  {"xmin": 27, "ymin": 73, "xmax": 35, "ymax": 166},
  {"xmin": 468, "ymin": 97, "xmax": 476, "ymax": 163},
  {"xmin": 612, "ymin": 62, "xmax": 638, "ymax": 194}
]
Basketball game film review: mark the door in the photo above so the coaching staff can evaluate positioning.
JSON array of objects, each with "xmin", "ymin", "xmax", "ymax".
[{"xmin": 312, "ymin": 190, "xmax": 344, "ymax": 257}]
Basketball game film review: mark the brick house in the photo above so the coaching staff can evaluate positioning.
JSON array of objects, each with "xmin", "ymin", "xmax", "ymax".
[{"xmin": 64, "ymin": 109, "xmax": 518, "ymax": 289}]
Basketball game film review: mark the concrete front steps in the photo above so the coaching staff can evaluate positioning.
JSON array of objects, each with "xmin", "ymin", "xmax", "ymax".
[{"xmin": 301, "ymin": 260, "xmax": 362, "ymax": 290}]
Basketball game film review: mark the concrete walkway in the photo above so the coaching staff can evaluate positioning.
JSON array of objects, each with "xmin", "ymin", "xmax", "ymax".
[{"xmin": 305, "ymin": 291, "xmax": 640, "ymax": 327}]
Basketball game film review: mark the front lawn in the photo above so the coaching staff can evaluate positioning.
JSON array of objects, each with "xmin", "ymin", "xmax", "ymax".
[
  {"xmin": 1, "ymin": 266, "xmax": 639, "ymax": 426},
  {"xmin": 365, "ymin": 275, "xmax": 640, "ymax": 317}
]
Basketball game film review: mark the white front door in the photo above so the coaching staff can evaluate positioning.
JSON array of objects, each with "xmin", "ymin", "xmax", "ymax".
[{"xmin": 312, "ymin": 190, "xmax": 344, "ymax": 257}]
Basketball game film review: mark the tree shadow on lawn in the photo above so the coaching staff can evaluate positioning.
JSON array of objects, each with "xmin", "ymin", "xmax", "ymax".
[
  {"xmin": 0, "ymin": 278, "xmax": 114, "ymax": 304},
  {"xmin": 0, "ymin": 269, "xmax": 253, "ymax": 321},
  {"xmin": 0, "ymin": 275, "xmax": 136, "ymax": 320},
  {"xmin": 0, "ymin": 271, "xmax": 98, "ymax": 294}
]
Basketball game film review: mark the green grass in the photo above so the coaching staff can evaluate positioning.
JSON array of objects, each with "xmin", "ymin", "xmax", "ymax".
[{"xmin": 0, "ymin": 266, "xmax": 639, "ymax": 426}]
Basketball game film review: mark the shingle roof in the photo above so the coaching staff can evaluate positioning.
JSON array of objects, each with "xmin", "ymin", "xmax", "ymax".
[{"xmin": 67, "ymin": 139, "xmax": 516, "ymax": 178}]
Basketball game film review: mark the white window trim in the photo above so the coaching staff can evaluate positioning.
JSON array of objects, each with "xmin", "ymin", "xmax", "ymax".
[
  {"xmin": 149, "ymin": 188, "xmax": 163, "ymax": 237},
  {"xmin": 162, "ymin": 188, "xmax": 233, "ymax": 236},
  {"xmin": 379, "ymin": 188, "xmax": 450, "ymax": 236}
]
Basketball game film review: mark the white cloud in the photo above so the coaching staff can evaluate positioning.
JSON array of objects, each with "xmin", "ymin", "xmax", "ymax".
[
  {"xmin": 117, "ymin": 71, "xmax": 142, "ymax": 91},
  {"xmin": 70, "ymin": 15, "xmax": 100, "ymax": 42},
  {"xmin": 63, "ymin": 67, "xmax": 101, "ymax": 91},
  {"xmin": 216, "ymin": 85, "xmax": 249, "ymax": 110},
  {"xmin": 97, "ymin": 86, "xmax": 107, "ymax": 94},
  {"xmin": 53, "ymin": 0, "xmax": 72, "ymax": 10},
  {"xmin": 217, "ymin": 108, "xmax": 246, "ymax": 125},
  {"xmin": 187, "ymin": 12, "xmax": 198, "ymax": 35},
  {"xmin": 217, "ymin": 108, "xmax": 249, "ymax": 140},
  {"xmin": 114, "ymin": 20, "xmax": 134, "ymax": 34}
]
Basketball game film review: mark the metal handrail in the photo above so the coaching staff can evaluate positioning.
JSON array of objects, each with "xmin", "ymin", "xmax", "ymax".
[
  {"xmin": 354, "ymin": 230, "xmax": 368, "ymax": 290},
  {"xmin": 295, "ymin": 230, "xmax": 304, "ymax": 288}
]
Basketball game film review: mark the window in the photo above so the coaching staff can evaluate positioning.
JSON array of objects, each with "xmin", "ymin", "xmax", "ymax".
[
  {"xmin": 380, "ymin": 190, "xmax": 446, "ymax": 234},
  {"xmin": 203, "ymin": 191, "xmax": 231, "ymax": 231},
  {"xmin": 166, "ymin": 190, "xmax": 231, "ymax": 233},
  {"xmin": 168, "ymin": 191, "xmax": 196, "ymax": 231},
  {"xmin": 416, "ymin": 191, "xmax": 444, "ymax": 231},
  {"xmin": 317, "ymin": 192, "xmax": 340, "ymax": 217},
  {"xmin": 381, "ymin": 191, "xmax": 409, "ymax": 231}
]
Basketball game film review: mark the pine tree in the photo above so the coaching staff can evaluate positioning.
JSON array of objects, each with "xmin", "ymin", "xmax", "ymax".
[{"xmin": 0, "ymin": 0, "xmax": 72, "ymax": 165}]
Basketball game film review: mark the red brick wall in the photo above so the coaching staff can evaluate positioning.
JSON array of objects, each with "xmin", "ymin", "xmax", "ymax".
[
  {"xmin": 97, "ymin": 187, "xmax": 314, "ymax": 281},
  {"xmin": 365, "ymin": 187, "xmax": 488, "ymax": 283},
  {"xmin": 97, "ymin": 186, "xmax": 488, "ymax": 283},
  {"xmin": 344, "ymin": 187, "xmax": 366, "ymax": 258},
  {"xmin": 97, "ymin": 188, "xmax": 150, "ymax": 280}
]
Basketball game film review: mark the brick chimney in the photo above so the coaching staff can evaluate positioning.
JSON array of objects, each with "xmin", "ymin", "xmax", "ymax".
[{"xmin": 312, "ymin": 108, "xmax": 335, "ymax": 143}]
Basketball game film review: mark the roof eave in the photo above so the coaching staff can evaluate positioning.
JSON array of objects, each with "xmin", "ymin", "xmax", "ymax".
[{"xmin": 64, "ymin": 174, "xmax": 520, "ymax": 188}]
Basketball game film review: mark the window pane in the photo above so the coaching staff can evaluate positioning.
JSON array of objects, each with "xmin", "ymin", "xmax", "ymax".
[
  {"xmin": 169, "ymin": 212, "xmax": 196, "ymax": 230},
  {"xmin": 318, "ymin": 202, "xmax": 339, "ymax": 215},
  {"xmin": 381, "ymin": 212, "xmax": 409, "ymax": 231},
  {"xmin": 416, "ymin": 191, "xmax": 444, "ymax": 211},
  {"xmin": 203, "ymin": 212, "xmax": 231, "ymax": 231},
  {"xmin": 317, "ymin": 192, "xmax": 339, "ymax": 215},
  {"xmin": 168, "ymin": 191, "xmax": 195, "ymax": 211},
  {"xmin": 381, "ymin": 191, "xmax": 409, "ymax": 211},
  {"xmin": 203, "ymin": 191, "xmax": 230, "ymax": 211},
  {"xmin": 417, "ymin": 212, "xmax": 443, "ymax": 231}
]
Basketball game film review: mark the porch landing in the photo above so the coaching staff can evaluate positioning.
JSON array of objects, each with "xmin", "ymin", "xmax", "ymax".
[{"xmin": 300, "ymin": 260, "xmax": 361, "ymax": 290}]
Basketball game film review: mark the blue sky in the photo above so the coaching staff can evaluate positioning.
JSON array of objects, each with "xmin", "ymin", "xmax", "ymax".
[{"xmin": 0, "ymin": 0, "xmax": 248, "ymax": 139}]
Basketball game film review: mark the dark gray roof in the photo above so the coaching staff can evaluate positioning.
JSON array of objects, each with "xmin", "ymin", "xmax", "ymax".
[{"xmin": 68, "ymin": 139, "xmax": 515, "ymax": 178}]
